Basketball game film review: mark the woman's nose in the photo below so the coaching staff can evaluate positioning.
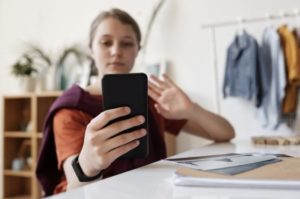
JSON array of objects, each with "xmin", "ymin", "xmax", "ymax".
[{"xmin": 110, "ymin": 44, "xmax": 121, "ymax": 57}]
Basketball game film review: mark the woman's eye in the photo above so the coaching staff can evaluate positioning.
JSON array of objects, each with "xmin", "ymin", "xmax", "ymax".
[
  {"xmin": 121, "ymin": 42, "xmax": 134, "ymax": 47},
  {"xmin": 99, "ymin": 41, "xmax": 112, "ymax": 46}
]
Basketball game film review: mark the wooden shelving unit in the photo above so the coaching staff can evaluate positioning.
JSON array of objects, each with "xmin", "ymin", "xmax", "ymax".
[{"xmin": 2, "ymin": 91, "xmax": 62, "ymax": 199}]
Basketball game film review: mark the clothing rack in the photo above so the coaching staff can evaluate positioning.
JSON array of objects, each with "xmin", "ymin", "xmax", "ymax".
[
  {"xmin": 201, "ymin": 10, "xmax": 300, "ymax": 114},
  {"xmin": 202, "ymin": 11, "xmax": 299, "ymax": 29}
]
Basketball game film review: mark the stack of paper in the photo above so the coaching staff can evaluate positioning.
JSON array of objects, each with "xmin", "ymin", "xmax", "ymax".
[
  {"xmin": 167, "ymin": 153, "xmax": 284, "ymax": 175},
  {"xmin": 167, "ymin": 153, "xmax": 300, "ymax": 189}
]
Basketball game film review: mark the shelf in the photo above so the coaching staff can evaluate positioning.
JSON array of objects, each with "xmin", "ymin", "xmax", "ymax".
[
  {"xmin": 3, "ymin": 176, "xmax": 32, "ymax": 198},
  {"xmin": 3, "ymin": 93, "xmax": 61, "ymax": 198},
  {"xmin": 3, "ymin": 94, "xmax": 33, "ymax": 99},
  {"xmin": 36, "ymin": 91, "xmax": 62, "ymax": 97},
  {"xmin": 3, "ymin": 91, "xmax": 62, "ymax": 98},
  {"xmin": 4, "ymin": 132, "xmax": 34, "ymax": 138},
  {"xmin": 4, "ymin": 170, "xmax": 33, "ymax": 177},
  {"xmin": 4, "ymin": 195, "xmax": 31, "ymax": 199},
  {"xmin": 4, "ymin": 98, "xmax": 31, "ymax": 132}
]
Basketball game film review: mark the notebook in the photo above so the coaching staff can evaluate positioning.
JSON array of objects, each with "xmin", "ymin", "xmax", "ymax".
[{"xmin": 174, "ymin": 157, "xmax": 300, "ymax": 189}]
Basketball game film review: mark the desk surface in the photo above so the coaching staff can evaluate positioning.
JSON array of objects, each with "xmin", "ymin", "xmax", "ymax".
[{"xmin": 48, "ymin": 141, "xmax": 300, "ymax": 199}]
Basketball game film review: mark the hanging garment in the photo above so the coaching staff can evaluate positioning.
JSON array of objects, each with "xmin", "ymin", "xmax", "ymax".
[
  {"xmin": 259, "ymin": 27, "xmax": 286, "ymax": 129},
  {"xmin": 223, "ymin": 31, "xmax": 262, "ymax": 106},
  {"xmin": 278, "ymin": 25, "xmax": 300, "ymax": 114},
  {"xmin": 291, "ymin": 28, "xmax": 300, "ymax": 131},
  {"xmin": 293, "ymin": 27, "xmax": 300, "ymax": 81}
]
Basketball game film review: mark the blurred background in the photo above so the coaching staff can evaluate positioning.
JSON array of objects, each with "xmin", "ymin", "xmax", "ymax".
[{"xmin": 1, "ymin": 0, "xmax": 300, "ymax": 198}]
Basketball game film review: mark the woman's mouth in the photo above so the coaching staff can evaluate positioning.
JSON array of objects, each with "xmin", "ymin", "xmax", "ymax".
[{"xmin": 108, "ymin": 62, "xmax": 125, "ymax": 67}]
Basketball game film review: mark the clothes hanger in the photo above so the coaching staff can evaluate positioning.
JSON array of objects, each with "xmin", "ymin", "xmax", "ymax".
[
  {"xmin": 278, "ymin": 10, "xmax": 287, "ymax": 27},
  {"xmin": 293, "ymin": 8, "xmax": 300, "ymax": 44},
  {"xmin": 293, "ymin": 8, "xmax": 300, "ymax": 28},
  {"xmin": 264, "ymin": 12, "xmax": 273, "ymax": 29},
  {"xmin": 236, "ymin": 16, "xmax": 245, "ymax": 36}
]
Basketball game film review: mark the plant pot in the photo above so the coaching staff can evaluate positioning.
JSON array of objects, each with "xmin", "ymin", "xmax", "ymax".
[
  {"xmin": 45, "ymin": 66, "xmax": 57, "ymax": 91},
  {"xmin": 35, "ymin": 76, "xmax": 46, "ymax": 92},
  {"xmin": 19, "ymin": 76, "xmax": 36, "ymax": 92}
]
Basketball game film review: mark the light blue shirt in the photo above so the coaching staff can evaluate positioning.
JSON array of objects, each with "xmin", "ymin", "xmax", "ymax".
[{"xmin": 259, "ymin": 26, "xmax": 286, "ymax": 129}]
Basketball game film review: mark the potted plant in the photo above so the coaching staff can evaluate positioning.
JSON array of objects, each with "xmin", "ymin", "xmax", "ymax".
[
  {"xmin": 12, "ymin": 44, "xmax": 52, "ymax": 92},
  {"xmin": 12, "ymin": 43, "xmax": 91, "ymax": 92},
  {"xmin": 12, "ymin": 54, "xmax": 37, "ymax": 92}
]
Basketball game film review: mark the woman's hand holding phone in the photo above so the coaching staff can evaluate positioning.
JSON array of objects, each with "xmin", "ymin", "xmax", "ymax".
[{"xmin": 78, "ymin": 107, "xmax": 146, "ymax": 177}]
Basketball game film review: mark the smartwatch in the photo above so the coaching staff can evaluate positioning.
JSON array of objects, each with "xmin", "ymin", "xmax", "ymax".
[{"xmin": 72, "ymin": 155, "xmax": 102, "ymax": 182}]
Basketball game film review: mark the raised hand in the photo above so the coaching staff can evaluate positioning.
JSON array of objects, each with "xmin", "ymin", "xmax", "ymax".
[{"xmin": 148, "ymin": 74, "xmax": 194, "ymax": 120}]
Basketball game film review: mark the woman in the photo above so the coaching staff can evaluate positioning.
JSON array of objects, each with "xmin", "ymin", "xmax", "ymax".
[{"xmin": 36, "ymin": 8, "xmax": 235, "ymax": 196}]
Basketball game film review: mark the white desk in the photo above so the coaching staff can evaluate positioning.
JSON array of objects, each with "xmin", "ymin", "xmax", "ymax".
[{"xmin": 47, "ymin": 141, "xmax": 300, "ymax": 199}]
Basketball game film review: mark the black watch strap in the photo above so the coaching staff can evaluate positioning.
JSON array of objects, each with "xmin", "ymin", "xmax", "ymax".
[{"xmin": 72, "ymin": 155, "xmax": 102, "ymax": 182}]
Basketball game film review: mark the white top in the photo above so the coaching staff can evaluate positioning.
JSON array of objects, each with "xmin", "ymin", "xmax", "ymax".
[{"xmin": 47, "ymin": 141, "xmax": 300, "ymax": 199}]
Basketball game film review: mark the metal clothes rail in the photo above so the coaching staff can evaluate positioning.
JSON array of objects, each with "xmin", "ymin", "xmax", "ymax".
[{"xmin": 201, "ymin": 10, "xmax": 300, "ymax": 114}]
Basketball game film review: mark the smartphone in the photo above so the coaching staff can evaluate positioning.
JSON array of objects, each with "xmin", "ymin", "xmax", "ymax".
[{"xmin": 102, "ymin": 73, "xmax": 148, "ymax": 159}]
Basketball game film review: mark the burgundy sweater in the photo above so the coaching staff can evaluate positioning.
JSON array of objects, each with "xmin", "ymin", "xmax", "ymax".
[{"xmin": 36, "ymin": 85, "xmax": 186, "ymax": 196}]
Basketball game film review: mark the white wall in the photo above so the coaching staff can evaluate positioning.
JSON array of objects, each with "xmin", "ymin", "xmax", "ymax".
[
  {"xmin": 144, "ymin": 0, "xmax": 300, "ymax": 152},
  {"xmin": 1, "ymin": 0, "xmax": 300, "ymax": 196}
]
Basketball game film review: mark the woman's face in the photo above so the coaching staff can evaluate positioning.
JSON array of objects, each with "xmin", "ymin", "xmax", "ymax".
[{"xmin": 91, "ymin": 17, "xmax": 139, "ymax": 76}]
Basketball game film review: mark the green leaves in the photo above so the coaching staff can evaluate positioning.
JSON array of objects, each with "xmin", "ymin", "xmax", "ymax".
[
  {"xmin": 12, "ymin": 54, "xmax": 37, "ymax": 76},
  {"xmin": 11, "ymin": 45, "xmax": 51, "ymax": 77},
  {"xmin": 11, "ymin": 43, "xmax": 91, "ymax": 77}
]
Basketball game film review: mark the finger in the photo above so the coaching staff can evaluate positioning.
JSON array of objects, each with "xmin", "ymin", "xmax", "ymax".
[
  {"xmin": 148, "ymin": 87, "xmax": 160, "ymax": 102},
  {"xmin": 88, "ymin": 107, "xmax": 131, "ymax": 131},
  {"xmin": 103, "ymin": 129, "xmax": 147, "ymax": 153},
  {"xmin": 98, "ymin": 115, "xmax": 145, "ymax": 140},
  {"xmin": 150, "ymin": 75, "xmax": 169, "ymax": 88},
  {"xmin": 107, "ymin": 140, "xmax": 140, "ymax": 162},
  {"xmin": 148, "ymin": 80, "xmax": 163, "ymax": 93},
  {"xmin": 162, "ymin": 74, "xmax": 176, "ymax": 87},
  {"xmin": 154, "ymin": 104, "xmax": 161, "ymax": 114}
]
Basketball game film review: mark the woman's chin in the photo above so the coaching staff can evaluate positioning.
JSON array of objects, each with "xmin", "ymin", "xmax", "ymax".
[
  {"xmin": 105, "ymin": 68, "xmax": 131, "ymax": 74},
  {"xmin": 107, "ymin": 70, "xmax": 127, "ymax": 74}
]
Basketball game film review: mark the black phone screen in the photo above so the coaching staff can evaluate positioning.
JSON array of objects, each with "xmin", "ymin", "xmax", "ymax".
[{"xmin": 102, "ymin": 73, "xmax": 148, "ymax": 159}]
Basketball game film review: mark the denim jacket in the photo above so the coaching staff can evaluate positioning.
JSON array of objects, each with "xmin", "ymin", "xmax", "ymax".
[{"xmin": 223, "ymin": 31, "xmax": 262, "ymax": 107}]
